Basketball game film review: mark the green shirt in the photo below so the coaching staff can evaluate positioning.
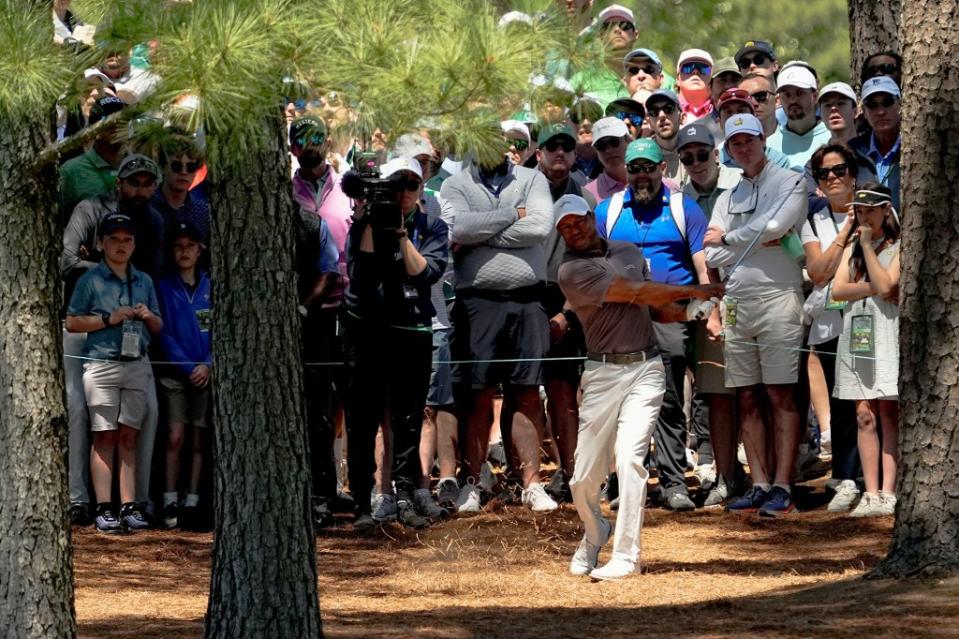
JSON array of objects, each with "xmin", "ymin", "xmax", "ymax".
[
  {"xmin": 59, "ymin": 148, "xmax": 116, "ymax": 223},
  {"xmin": 570, "ymin": 64, "xmax": 629, "ymax": 109}
]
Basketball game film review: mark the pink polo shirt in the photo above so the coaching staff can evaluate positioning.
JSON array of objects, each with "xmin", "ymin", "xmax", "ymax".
[{"xmin": 584, "ymin": 170, "xmax": 627, "ymax": 203}]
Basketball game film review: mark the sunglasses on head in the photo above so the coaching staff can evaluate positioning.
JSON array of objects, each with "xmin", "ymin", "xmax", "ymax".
[
  {"xmin": 616, "ymin": 112, "xmax": 645, "ymax": 128},
  {"xmin": 679, "ymin": 150, "xmax": 711, "ymax": 166},
  {"xmin": 647, "ymin": 103, "xmax": 677, "ymax": 117},
  {"xmin": 170, "ymin": 160, "xmax": 200, "ymax": 174},
  {"xmin": 865, "ymin": 63, "xmax": 899, "ymax": 79},
  {"xmin": 543, "ymin": 138, "xmax": 576, "ymax": 153},
  {"xmin": 509, "ymin": 138, "xmax": 529, "ymax": 151},
  {"xmin": 750, "ymin": 90, "xmax": 772, "ymax": 103},
  {"xmin": 601, "ymin": 20, "xmax": 635, "ymax": 32},
  {"xmin": 738, "ymin": 53, "xmax": 770, "ymax": 69},
  {"xmin": 627, "ymin": 64, "xmax": 659, "ymax": 77},
  {"xmin": 594, "ymin": 137, "xmax": 622, "ymax": 152},
  {"xmin": 680, "ymin": 62, "xmax": 711, "ymax": 76},
  {"xmin": 626, "ymin": 161, "xmax": 658, "ymax": 174},
  {"xmin": 812, "ymin": 163, "xmax": 850, "ymax": 181},
  {"xmin": 864, "ymin": 95, "xmax": 896, "ymax": 110}
]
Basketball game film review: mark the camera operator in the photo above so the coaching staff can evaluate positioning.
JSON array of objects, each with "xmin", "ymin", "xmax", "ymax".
[{"xmin": 342, "ymin": 157, "xmax": 449, "ymax": 531}]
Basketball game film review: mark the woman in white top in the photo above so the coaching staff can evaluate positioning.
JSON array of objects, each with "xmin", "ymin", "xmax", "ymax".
[
  {"xmin": 831, "ymin": 183, "xmax": 901, "ymax": 518},
  {"xmin": 801, "ymin": 144, "xmax": 862, "ymax": 512}
]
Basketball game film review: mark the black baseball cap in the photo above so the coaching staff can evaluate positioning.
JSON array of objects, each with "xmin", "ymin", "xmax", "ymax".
[
  {"xmin": 173, "ymin": 220, "xmax": 204, "ymax": 244},
  {"xmin": 735, "ymin": 40, "xmax": 777, "ymax": 66},
  {"xmin": 289, "ymin": 116, "xmax": 327, "ymax": 147},
  {"xmin": 605, "ymin": 98, "xmax": 646, "ymax": 120},
  {"xmin": 99, "ymin": 213, "xmax": 136, "ymax": 238},
  {"xmin": 676, "ymin": 124, "xmax": 716, "ymax": 151},
  {"xmin": 88, "ymin": 95, "xmax": 126, "ymax": 125}
]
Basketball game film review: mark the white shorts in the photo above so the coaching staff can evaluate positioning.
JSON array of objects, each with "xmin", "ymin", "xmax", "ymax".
[{"xmin": 723, "ymin": 291, "xmax": 804, "ymax": 388}]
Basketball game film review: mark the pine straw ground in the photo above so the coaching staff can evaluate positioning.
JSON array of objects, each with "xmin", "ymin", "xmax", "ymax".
[{"xmin": 74, "ymin": 490, "xmax": 959, "ymax": 639}]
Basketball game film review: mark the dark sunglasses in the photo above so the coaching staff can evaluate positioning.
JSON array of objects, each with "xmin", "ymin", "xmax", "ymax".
[
  {"xmin": 864, "ymin": 95, "xmax": 897, "ymax": 110},
  {"xmin": 392, "ymin": 178, "xmax": 422, "ymax": 193},
  {"xmin": 295, "ymin": 134, "xmax": 326, "ymax": 147},
  {"xmin": 616, "ymin": 112, "xmax": 645, "ymax": 128},
  {"xmin": 626, "ymin": 162, "xmax": 659, "ymax": 174},
  {"xmin": 627, "ymin": 64, "xmax": 659, "ymax": 77},
  {"xmin": 812, "ymin": 163, "xmax": 850, "ymax": 181},
  {"xmin": 679, "ymin": 62, "xmax": 711, "ymax": 76},
  {"xmin": 647, "ymin": 103, "xmax": 677, "ymax": 117},
  {"xmin": 594, "ymin": 137, "xmax": 622, "ymax": 152},
  {"xmin": 864, "ymin": 63, "xmax": 899, "ymax": 79},
  {"xmin": 543, "ymin": 138, "xmax": 576, "ymax": 153},
  {"xmin": 750, "ymin": 90, "xmax": 772, "ymax": 104},
  {"xmin": 170, "ymin": 160, "xmax": 200, "ymax": 174},
  {"xmin": 600, "ymin": 20, "xmax": 635, "ymax": 32},
  {"xmin": 738, "ymin": 53, "xmax": 770, "ymax": 69},
  {"xmin": 679, "ymin": 150, "xmax": 711, "ymax": 166},
  {"xmin": 509, "ymin": 138, "xmax": 530, "ymax": 151}
]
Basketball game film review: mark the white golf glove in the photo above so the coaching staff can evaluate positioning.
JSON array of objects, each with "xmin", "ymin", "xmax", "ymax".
[{"xmin": 686, "ymin": 297, "xmax": 719, "ymax": 321}]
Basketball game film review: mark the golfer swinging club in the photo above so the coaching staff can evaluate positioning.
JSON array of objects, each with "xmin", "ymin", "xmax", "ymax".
[{"xmin": 555, "ymin": 194, "xmax": 724, "ymax": 580}]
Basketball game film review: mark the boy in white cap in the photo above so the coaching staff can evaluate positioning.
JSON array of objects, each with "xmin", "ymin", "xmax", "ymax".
[{"xmin": 676, "ymin": 49, "xmax": 714, "ymax": 119}]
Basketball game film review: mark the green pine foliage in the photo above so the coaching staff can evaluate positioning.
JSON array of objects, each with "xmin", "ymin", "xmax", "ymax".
[{"xmin": 0, "ymin": 1, "xmax": 73, "ymax": 116}]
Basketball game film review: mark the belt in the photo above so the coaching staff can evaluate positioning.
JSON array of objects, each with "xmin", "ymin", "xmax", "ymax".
[{"xmin": 587, "ymin": 348, "xmax": 659, "ymax": 365}]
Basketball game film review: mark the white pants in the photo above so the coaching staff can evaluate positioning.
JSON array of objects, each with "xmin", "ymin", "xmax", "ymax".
[{"xmin": 570, "ymin": 356, "xmax": 665, "ymax": 565}]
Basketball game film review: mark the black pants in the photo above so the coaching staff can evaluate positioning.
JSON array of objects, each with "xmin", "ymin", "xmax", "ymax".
[
  {"xmin": 302, "ymin": 307, "xmax": 342, "ymax": 504},
  {"xmin": 343, "ymin": 316, "xmax": 432, "ymax": 514},
  {"xmin": 652, "ymin": 321, "xmax": 691, "ymax": 496},
  {"xmin": 814, "ymin": 337, "xmax": 859, "ymax": 480}
]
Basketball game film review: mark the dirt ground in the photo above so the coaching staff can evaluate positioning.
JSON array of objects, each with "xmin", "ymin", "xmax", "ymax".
[{"xmin": 74, "ymin": 490, "xmax": 959, "ymax": 639}]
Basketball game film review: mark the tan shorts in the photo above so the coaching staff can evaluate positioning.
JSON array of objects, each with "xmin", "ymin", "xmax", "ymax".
[
  {"xmin": 692, "ymin": 322, "xmax": 734, "ymax": 396},
  {"xmin": 82, "ymin": 359, "xmax": 153, "ymax": 432},
  {"xmin": 159, "ymin": 376, "xmax": 211, "ymax": 428},
  {"xmin": 723, "ymin": 291, "xmax": 804, "ymax": 388}
]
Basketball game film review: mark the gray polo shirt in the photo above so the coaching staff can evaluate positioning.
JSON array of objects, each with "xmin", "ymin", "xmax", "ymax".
[
  {"xmin": 558, "ymin": 240, "xmax": 656, "ymax": 354},
  {"xmin": 67, "ymin": 261, "xmax": 161, "ymax": 360}
]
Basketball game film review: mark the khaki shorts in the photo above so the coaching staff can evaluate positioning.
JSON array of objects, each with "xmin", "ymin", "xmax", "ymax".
[
  {"xmin": 692, "ymin": 321, "xmax": 734, "ymax": 396},
  {"xmin": 82, "ymin": 359, "xmax": 153, "ymax": 432},
  {"xmin": 159, "ymin": 376, "xmax": 211, "ymax": 428},
  {"xmin": 722, "ymin": 291, "xmax": 804, "ymax": 388}
]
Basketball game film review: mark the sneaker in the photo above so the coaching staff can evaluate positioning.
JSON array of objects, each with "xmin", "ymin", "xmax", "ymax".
[
  {"xmin": 119, "ymin": 502, "xmax": 151, "ymax": 530},
  {"xmin": 569, "ymin": 517, "xmax": 611, "ymax": 576},
  {"xmin": 397, "ymin": 499, "xmax": 430, "ymax": 529},
  {"xmin": 849, "ymin": 492, "xmax": 885, "ymax": 518},
  {"xmin": 353, "ymin": 511, "xmax": 376, "ymax": 533},
  {"xmin": 69, "ymin": 503, "xmax": 92, "ymax": 527},
  {"xmin": 436, "ymin": 478, "xmax": 459, "ymax": 509},
  {"xmin": 546, "ymin": 469, "xmax": 572, "ymax": 503},
  {"xmin": 455, "ymin": 478, "xmax": 482, "ymax": 514},
  {"xmin": 487, "ymin": 440, "xmax": 508, "ymax": 467},
  {"xmin": 664, "ymin": 491, "xmax": 696, "ymax": 512},
  {"xmin": 726, "ymin": 485, "xmax": 769, "ymax": 512},
  {"xmin": 479, "ymin": 462, "xmax": 497, "ymax": 492},
  {"xmin": 521, "ymin": 482, "xmax": 558, "ymax": 512},
  {"xmin": 372, "ymin": 493, "xmax": 397, "ymax": 522},
  {"xmin": 736, "ymin": 442, "xmax": 748, "ymax": 466},
  {"xmin": 703, "ymin": 475, "xmax": 729, "ymax": 507},
  {"xmin": 413, "ymin": 488, "xmax": 447, "ymax": 519},
  {"xmin": 758, "ymin": 486, "xmax": 795, "ymax": 517},
  {"xmin": 312, "ymin": 500, "xmax": 335, "ymax": 529},
  {"xmin": 827, "ymin": 480, "xmax": 860, "ymax": 512},
  {"xmin": 589, "ymin": 558, "xmax": 637, "ymax": 581},
  {"xmin": 162, "ymin": 500, "xmax": 180, "ymax": 529},
  {"xmin": 694, "ymin": 462, "xmax": 717, "ymax": 493},
  {"xmin": 94, "ymin": 506, "xmax": 124, "ymax": 534},
  {"xmin": 878, "ymin": 492, "xmax": 897, "ymax": 515}
]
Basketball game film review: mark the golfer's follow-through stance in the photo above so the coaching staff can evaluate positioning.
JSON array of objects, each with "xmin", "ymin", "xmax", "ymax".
[{"xmin": 554, "ymin": 194, "xmax": 725, "ymax": 581}]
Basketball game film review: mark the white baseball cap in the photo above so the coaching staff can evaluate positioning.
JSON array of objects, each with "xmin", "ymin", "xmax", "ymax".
[
  {"xmin": 554, "ymin": 194, "xmax": 592, "ymax": 228},
  {"xmin": 724, "ymin": 114, "xmax": 764, "ymax": 140},
  {"xmin": 818, "ymin": 82, "xmax": 857, "ymax": 103},
  {"xmin": 677, "ymin": 48, "xmax": 714, "ymax": 69},
  {"xmin": 391, "ymin": 133, "xmax": 433, "ymax": 159},
  {"xmin": 500, "ymin": 119, "xmax": 530, "ymax": 142},
  {"xmin": 597, "ymin": 4, "xmax": 634, "ymax": 24},
  {"xmin": 861, "ymin": 76, "xmax": 901, "ymax": 100},
  {"xmin": 380, "ymin": 156, "xmax": 423, "ymax": 180},
  {"xmin": 777, "ymin": 65, "xmax": 818, "ymax": 91},
  {"xmin": 590, "ymin": 117, "xmax": 629, "ymax": 146}
]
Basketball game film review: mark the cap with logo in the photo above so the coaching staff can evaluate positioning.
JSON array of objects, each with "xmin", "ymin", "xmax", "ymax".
[
  {"xmin": 590, "ymin": 117, "xmax": 629, "ymax": 145},
  {"xmin": 676, "ymin": 124, "xmax": 716, "ymax": 151},
  {"xmin": 623, "ymin": 47, "xmax": 663, "ymax": 71},
  {"xmin": 734, "ymin": 40, "xmax": 777, "ymax": 66},
  {"xmin": 677, "ymin": 49, "xmax": 714, "ymax": 69},
  {"xmin": 380, "ymin": 156, "xmax": 423, "ymax": 180},
  {"xmin": 99, "ymin": 213, "xmax": 136, "ymax": 238},
  {"xmin": 117, "ymin": 154, "xmax": 160, "ymax": 180},
  {"xmin": 625, "ymin": 138, "xmax": 664, "ymax": 164},
  {"xmin": 88, "ymin": 95, "xmax": 126, "ymax": 125},
  {"xmin": 537, "ymin": 122, "xmax": 576, "ymax": 146},
  {"xmin": 290, "ymin": 116, "xmax": 327, "ymax": 148},
  {"xmin": 711, "ymin": 57, "xmax": 742, "ymax": 83},
  {"xmin": 500, "ymin": 119, "xmax": 531, "ymax": 142},
  {"xmin": 776, "ymin": 65, "xmax": 818, "ymax": 92},
  {"xmin": 852, "ymin": 189, "xmax": 893, "ymax": 207},
  {"xmin": 818, "ymin": 82, "xmax": 858, "ymax": 103},
  {"xmin": 645, "ymin": 89, "xmax": 680, "ymax": 110},
  {"xmin": 553, "ymin": 194, "xmax": 592, "ymax": 228},
  {"xmin": 717, "ymin": 88, "xmax": 758, "ymax": 113},
  {"xmin": 724, "ymin": 114, "xmax": 764, "ymax": 140},
  {"xmin": 861, "ymin": 76, "xmax": 901, "ymax": 100},
  {"xmin": 173, "ymin": 220, "xmax": 204, "ymax": 244},
  {"xmin": 597, "ymin": 4, "xmax": 635, "ymax": 24}
]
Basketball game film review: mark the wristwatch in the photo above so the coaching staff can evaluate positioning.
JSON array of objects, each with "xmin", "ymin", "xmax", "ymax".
[{"xmin": 100, "ymin": 311, "xmax": 112, "ymax": 327}]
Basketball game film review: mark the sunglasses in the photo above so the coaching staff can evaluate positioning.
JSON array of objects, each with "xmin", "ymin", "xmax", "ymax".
[
  {"xmin": 647, "ymin": 103, "xmax": 677, "ymax": 117},
  {"xmin": 812, "ymin": 163, "xmax": 850, "ymax": 181},
  {"xmin": 738, "ymin": 53, "xmax": 770, "ymax": 69},
  {"xmin": 392, "ymin": 178, "xmax": 422, "ymax": 193},
  {"xmin": 626, "ymin": 162, "xmax": 659, "ymax": 174},
  {"xmin": 627, "ymin": 64, "xmax": 659, "ymax": 77},
  {"xmin": 679, "ymin": 150, "xmax": 711, "ymax": 166},
  {"xmin": 594, "ymin": 137, "xmax": 623, "ymax": 152},
  {"xmin": 170, "ymin": 160, "xmax": 200, "ymax": 174},
  {"xmin": 679, "ymin": 62, "xmax": 711, "ymax": 76},
  {"xmin": 616, "ymin": 112, "xmax": 645, "ymax": 128},
  {"xmin": 509, "ymin": 138, "xmax": 529, "ymax": 151},
  {"xmin": 865, "ymin": 63, "xmax": 899, "ymax": 79},
  {"xmin": 864, "ymin": 95, "xmax": 897, "ymax": 110},
  {"xmin": 600, "ymin": 20, "xmax": 635, "ymax": 32},
  {"xmin": 543, "ymin": 138, "xmax": 576, "ymax": 153},
  {"xmin": 750, "ymin": 90, "xmax": 772, "ymax": 104}
]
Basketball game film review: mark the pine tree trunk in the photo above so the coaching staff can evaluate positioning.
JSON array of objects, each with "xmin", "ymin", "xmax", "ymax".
[
  {"xmin": 0, "ymin": 113, "xmax": 76, "ymax": 635},
  {"xmin": 203, "ymin": 114, "xmax": 323, "ymax": 637},
  {"xmin": 847, "ymin": 0, "xmax": 901, "ymax": 85},
  {"xmin": 871, "ymin": 0, "xmax": 959, "ymax": 578}
]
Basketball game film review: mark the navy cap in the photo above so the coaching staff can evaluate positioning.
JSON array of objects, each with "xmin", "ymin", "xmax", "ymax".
[
  {"xmin": 173, "ymin": 220, "xmax": 204, "ymax": 244},
  {"xmin": 88, "ymin": 95, "xmax": 126, "ymax": 125},
  {"xmin": 734, "ymin": 40, "xmax": 777, "ymax": 66},
  {"xmin": 645, "ymin": 89, "xmax": 680, "ymax": 110},
  {"xmin": 99, "ymin": 213, "xmax": 136, "ymax": 238}
]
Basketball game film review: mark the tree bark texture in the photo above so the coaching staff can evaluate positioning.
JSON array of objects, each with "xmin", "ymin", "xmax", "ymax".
[
  {"xmin": 0, "ymin": 112, "xmax": 76, "ymax": 636},
  {"xmin": 847, "ymin": 0, "xmax": 901, "ymax": 86},
  {"xmin": 204, "ymin": 114, "xmax": 323, "ymax": 638},
  {"xmin": 872, "ymin": 0, "xmax": 959, "ymax": 578}
]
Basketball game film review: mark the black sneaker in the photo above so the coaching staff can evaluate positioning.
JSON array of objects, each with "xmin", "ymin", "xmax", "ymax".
[
  {"xmin": 397, "ymin": 500, "xmax": 429, "ymax": 529},
  {"xmin": 333, "ymin": 491, "xmax": 355, "ymax": 513},
  {"xmin": 94, "ymin": 505, "xmax": 124, "ymax": 535},
  {"xmin": 162, "ymin": 501, "xmax": 180, "ymax": 529},
  {"xmin": 353, "ymin": 511, "xmax": 376, "ymax": 533},
  {"xmin": 119, "ymin": 502, "xmax": 151, "ymax": 531},
  {"xmin": 69, "ymin": 503, "xmax": 92, "ymax": 527},
  {"xmin": 546, "ymin": 469, "xmax": 572, "ymax": 503},
  {"xmin": 313, "ymin": 500, "xmax": 335, "ymax": 530}
]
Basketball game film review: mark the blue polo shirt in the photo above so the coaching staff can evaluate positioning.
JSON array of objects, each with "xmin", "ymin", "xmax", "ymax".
[
  {"xmin": 67, "ymin": 261, "xmax": 161, "ymax": 361},
  {"xmin": 594, "ymin": 185, "xmax": 707, "ymax": 285}
]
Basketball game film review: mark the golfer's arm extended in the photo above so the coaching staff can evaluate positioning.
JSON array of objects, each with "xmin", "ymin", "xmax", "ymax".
[{"xmin": 604, "ymin": 276, "xmax": 698, "ymax": 309}]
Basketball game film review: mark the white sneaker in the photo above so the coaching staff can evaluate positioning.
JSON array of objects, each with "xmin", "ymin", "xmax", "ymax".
[
  {"xmin": 479, "ymin": 461, "xmax": 497, "ymax": 492},
  {"xmin": 702, "ymin": 474, "xmax": 729, "ymax": 507},
  {"xmin": 569, "ymin": 518, "xmax": 611, "ymax": 576},
  {"xmin": 878, "ymin": 491, "xmax": 897, "ymax": 515},
  {"xmin": 693, "ymin": 462, "xmax": 717, "ymax": 490},
  {"xmin": 589, "ymin": 557, "xmax": 637, "ymax": 581},
  {"xmin": 372, "ymin": 493, "xmax": 397, "ymax": 522},
  {"xmin": 827, "ymin": 480, "xmax": 860, "ymax": 512},
  {"xmin": 521, "ymin": 482, "xmax": 558, "ymax": 512},
  {"xmin": 685, "ymin": 447, "xmax": 697, "ymax": 471},
  {"xmin": 849, "ymin": 492, "xmax": 884, "ymax": 518},
  {"xmin": 737, "ymin": 442, "xmax": 748, "ymax": 466},
  {"xmin": 455, "ymin": 479, "xmax": 482, "ymax": 514}
]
